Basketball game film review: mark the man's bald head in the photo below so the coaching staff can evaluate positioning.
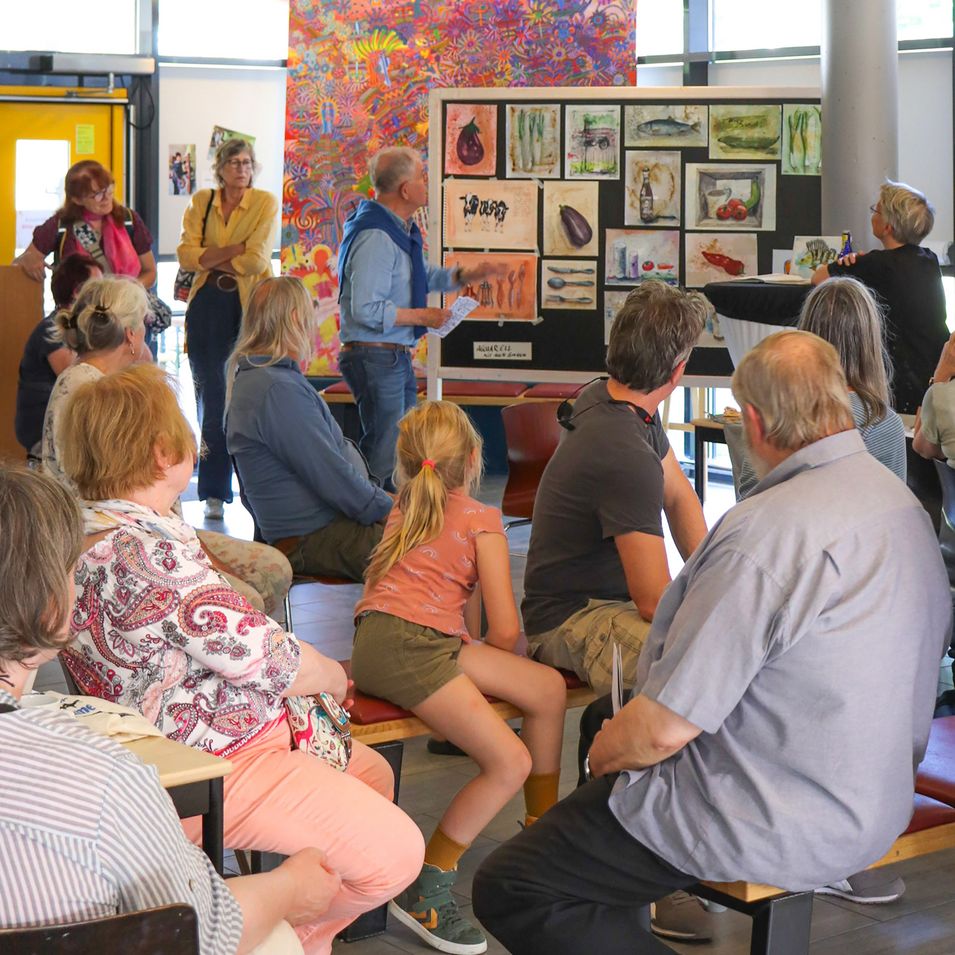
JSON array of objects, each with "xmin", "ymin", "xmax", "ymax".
[
  {"xmin": 369, "ymin": 147, "xmax": 421, "ymax": 196},
  {"xmin": 732, "ymin": 330, "xmax": 853, "ymax": 453}
]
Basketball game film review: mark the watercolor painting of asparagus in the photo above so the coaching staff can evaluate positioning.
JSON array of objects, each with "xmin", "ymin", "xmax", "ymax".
[
  {"xmin": 782, "ymin": 104, "xmax": 822, "ymax": 175},
  {"xmin": 565, "ymin": 105, "xmax": 621, "ymax": 179},
  {"xmin": 444, "ymin": 103, "xmax": 497, "ymax": 176},
  {"xmin": 708, "ymin": 104, "xmax": 782, "ymax": 160},
  {"xmin": 624, "ymin": 104, "xmax": 708, "ymax": 148},
  {"xmin": 505, "ymin": 104, "xmax": 561, "ymax": 178}
]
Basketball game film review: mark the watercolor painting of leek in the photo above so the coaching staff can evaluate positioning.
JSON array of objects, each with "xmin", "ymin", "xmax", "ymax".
[
  {"xmin": 506, "ymin": 104, "xmax": 561, "ymax": 178},
  {"xmin": 782, "ymin": 104, "xmax": 822, "ymax": 175}
]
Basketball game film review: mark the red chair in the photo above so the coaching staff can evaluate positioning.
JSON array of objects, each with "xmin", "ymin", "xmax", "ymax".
[{"xmin": 500, "ymin": 401, "xmax": 563, "ymax": 527}]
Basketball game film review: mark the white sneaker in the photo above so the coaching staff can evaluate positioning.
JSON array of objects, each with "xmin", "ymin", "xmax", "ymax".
[
  {"xmin": 204, "ymin": 498, "xmax": 224, "ymax": 520},
  {"xmin": 816, "ymin": 872, "xmax": 905, "ymax": 904}
]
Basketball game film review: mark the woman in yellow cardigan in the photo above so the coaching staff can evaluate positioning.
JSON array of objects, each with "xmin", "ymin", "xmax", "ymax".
[{"xmin": 177, "ymin": 138, "xmax": 277, "ymax": 519}]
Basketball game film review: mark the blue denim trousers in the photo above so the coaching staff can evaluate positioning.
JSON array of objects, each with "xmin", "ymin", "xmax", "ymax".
[
  {"xmin": 186, "ymin": 281, "xmax": 242, "ymax": 502},
  {"xmin": 338, "ymin": 345, "xmax": 417, "ymax": 491}
]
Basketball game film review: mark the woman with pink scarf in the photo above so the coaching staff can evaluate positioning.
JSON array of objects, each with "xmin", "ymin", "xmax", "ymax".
[{"xmin": 13, "ymin": 160, "xmax": 156, "ymax": 289}]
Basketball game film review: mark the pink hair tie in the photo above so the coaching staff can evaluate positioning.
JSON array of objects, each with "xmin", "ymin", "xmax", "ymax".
[{"xmin": 421, "ymin": 459, "xmax": 436, "ymax": 471}]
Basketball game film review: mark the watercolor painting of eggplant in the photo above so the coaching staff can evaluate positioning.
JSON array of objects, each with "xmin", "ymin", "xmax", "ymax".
[
  {"xmin": 624, "ymin": 104, "xmax": 708, "ymax": 148},
  {"xmin": 604, "ymin": 229, "xmax": 680, "ymax": 286},
  {"xmin": 543, "ymin": 180, "xmax": 599, "ymax": 257},
  {"xmin": 782, "ymin": 104, "xmax": 822, "ymax": 175},
  {"xmin": 445, "ymin": 103, "xmax": 497, "ymax": 176},
  {"xmin": 685, "ymin": 163, "xmax": 777, "ymax": 232},
  {"xmin": 684, "ymin": 233, "xmax": 758, "ymax": 287},
  {"xmin": 540, "ymin": 259, "xmax": 597, "ymax": 311},
  {"xmin": 443, "ymin": 251, "xmax": 538, "ymax": 322},
  {"xmin": 505, "ymin": 104, "xmax": 561, "ymax": 178},
  {"xmin": 708, "ymin": 105, "xmax": 782, "ymax": 161},
  {"xmin": 565, "ymin": 105, "xmax": 621, "ymax": 179},
  {"xmin": 444, "ymin": 179, "xmax": 538, "ymax": 251},
  {"xmin": 624, "ymin": 150, "xmax": 681, "ymax": 227}
]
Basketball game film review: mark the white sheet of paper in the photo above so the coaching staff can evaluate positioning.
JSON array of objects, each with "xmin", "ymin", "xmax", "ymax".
[
  {"xmin": 434, "ymin": 295, "xmax": 479, "ymax": 338},
  {"xmin": 611, "ymin": 642, "xmax": 624, "ymax": 715}
]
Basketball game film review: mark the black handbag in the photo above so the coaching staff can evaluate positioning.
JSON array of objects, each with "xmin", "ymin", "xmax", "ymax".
[{"xmin": 173, "ymin": 189, "xmax": 215, "ymax": 302}]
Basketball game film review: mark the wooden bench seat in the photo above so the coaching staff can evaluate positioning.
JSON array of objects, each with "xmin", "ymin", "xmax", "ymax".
[
  {"xmin": 348, "ymin": 666, "xmax": 595, "ymax": 745},
  {"xmin": 680, "ymin": 793, "xmax": 955, "ymax": 954}
]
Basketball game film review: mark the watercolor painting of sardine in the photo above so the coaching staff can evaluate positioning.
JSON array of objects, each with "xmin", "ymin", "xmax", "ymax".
[{"xmin": 624, "ymin": 105, "xmax": 708, "ymax": 148}]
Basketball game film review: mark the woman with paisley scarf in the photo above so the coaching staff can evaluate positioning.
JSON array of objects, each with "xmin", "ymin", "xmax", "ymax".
[{"xmin": 57, "ymin": 362, "xmax": 424, "ymax": 955}]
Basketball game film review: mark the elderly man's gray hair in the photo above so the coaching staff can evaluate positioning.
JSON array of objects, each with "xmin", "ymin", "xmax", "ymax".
[{"xmin": 369, "ymin": 147, "xmax": 421, "ymax": 195}]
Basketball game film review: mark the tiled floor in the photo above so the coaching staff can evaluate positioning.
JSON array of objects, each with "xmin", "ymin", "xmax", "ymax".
[{"xmin": 35, "ymin": 473, "xmax": 955, "ymax": 954}]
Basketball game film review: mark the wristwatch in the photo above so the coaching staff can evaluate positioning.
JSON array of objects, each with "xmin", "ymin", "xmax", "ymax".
[{"xmin": 583, "ymin": 754, "xmax": 593, "ymax": 781}]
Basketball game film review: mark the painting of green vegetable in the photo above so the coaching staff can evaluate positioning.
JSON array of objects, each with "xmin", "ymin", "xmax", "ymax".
[
  {"xmin": 709, "ymin": 104, "xmax": 782, "ymax": 160},
  {"xmin": 506, "ymin": 104, "xmax": 561, "ymax": 178},
  {"xmin": 543, "ymin": 180, "xmax": 599, "ymax": 256},
  {"xmin": 445, "ymin": 103, "xmax": 497, "ymax": 176},
  {"xmin": 782, "ymin": 104, "xmax": 822, "ymax": 175}
]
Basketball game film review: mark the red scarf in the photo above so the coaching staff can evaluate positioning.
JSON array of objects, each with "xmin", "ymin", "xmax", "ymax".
[{"xmin": 82, "ymin": 210, "xmax": 141, "ymax": 277}]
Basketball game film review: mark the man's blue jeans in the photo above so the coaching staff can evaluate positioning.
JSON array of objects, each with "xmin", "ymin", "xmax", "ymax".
[{"xmin": 338, "ymin": 345, "xmax": 417, "ymax": 491}]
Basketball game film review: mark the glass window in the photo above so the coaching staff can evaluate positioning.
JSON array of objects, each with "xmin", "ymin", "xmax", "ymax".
[
  {"xmin": 158, "ymin": 0, "xmax": 290, "ymax": 60},
  {"xmin": 898, "ymin": 0, "xmax": 953, "ymax": 40},
  {"xmin": 712, "ymin": 0, "xmax": 822, "ymax": 51},
  {"xmin": 637, "ymin": 0, "xmax": 685, "ymax": 58},
  {"xmin": 713, "ymin": 0, "xmax": 952, "ymax": 51},
  {"xmin": 3, "ymin": 4, "xmax": 137, "ymax": 54}
]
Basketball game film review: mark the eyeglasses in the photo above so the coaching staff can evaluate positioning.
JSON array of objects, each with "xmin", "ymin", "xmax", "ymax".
[
  {"xmin": 88, "ymin": 185, "xmax": 115, "ymax": 201},
  {"xmin": 226, "ymin": 159, "xmax": 254, "ymax": 169},
  {"xmin": 869, "ymin": 204, "xmax": 880, "ymax": 214}
]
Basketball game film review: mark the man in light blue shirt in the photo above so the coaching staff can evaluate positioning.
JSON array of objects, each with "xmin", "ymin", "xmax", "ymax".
[
  {"xmin": 473, "ymin": 331, "xmax": 951, "ymax": 954},
  {"xmin": 337, "ymin": 147, "xmax": 500, "ymax": 489}
]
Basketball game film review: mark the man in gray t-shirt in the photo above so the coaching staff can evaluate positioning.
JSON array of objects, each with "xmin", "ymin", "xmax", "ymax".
[
  {"xmin": 475, "ymin": 332, "xmax": 952, "ymax": 955},
  {"xmin": 522, "ymin": 283, "xmax": 708, "ymax": 695}
]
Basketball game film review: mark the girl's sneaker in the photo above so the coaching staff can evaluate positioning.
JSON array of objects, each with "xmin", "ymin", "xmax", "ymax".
[{"xmin": 389, "ymin": 863, "xmax": 488, "ymax": 954}]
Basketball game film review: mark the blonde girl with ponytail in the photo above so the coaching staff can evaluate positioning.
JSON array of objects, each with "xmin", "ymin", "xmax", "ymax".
[{"xmin": 352, "ymin": 400, "xmax": 567, "ymax": 955}]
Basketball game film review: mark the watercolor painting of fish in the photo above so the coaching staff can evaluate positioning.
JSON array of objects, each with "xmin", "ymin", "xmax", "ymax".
[{"xmin": 625, "ymin": 105, "xmax": 708, "ymax": 147}]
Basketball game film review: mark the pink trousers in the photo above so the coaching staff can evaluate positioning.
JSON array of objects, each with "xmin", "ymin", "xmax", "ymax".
[{"xmin": 184, "ymin": 720, "xmax": 424, "ymax": 954}]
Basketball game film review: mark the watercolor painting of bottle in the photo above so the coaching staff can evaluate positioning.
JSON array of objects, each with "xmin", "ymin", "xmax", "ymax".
[{"xmin": 624, "ymin": 150, "xmax": 681, "ymax": 227}]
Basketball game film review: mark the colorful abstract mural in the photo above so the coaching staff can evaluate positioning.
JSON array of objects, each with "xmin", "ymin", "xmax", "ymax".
[{"xmin": 282, "ymin": 0, "xmax": 637, "ymax": 374}]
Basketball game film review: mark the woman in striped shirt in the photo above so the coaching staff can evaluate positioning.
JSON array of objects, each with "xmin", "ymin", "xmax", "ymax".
[{"xmin": 0, "ymin": 466, "xmax": 339, "ymax": 953}]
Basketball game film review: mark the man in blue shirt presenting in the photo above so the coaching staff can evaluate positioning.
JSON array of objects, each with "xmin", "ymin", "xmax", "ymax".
[{"xmin": 338, "ymin": 147, "xmax": 501, "ymax": 490}]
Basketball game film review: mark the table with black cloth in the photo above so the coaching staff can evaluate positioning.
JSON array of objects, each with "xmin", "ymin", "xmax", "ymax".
[{"xmin": 703, "ymin": 280, "xmax": 813, "ymax": 366}]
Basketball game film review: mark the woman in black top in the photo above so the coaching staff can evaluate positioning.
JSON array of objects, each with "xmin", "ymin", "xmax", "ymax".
[
  {"xmin": 813, "ymin": 180, "xmax": 948, "ymax": 414},
  {"xmin": 14, "ymin": 254, "xmax": 100, "ymax": 460}
]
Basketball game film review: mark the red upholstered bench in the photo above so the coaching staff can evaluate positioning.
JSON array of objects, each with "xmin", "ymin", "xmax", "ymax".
[
  {"xmin": 438, "ymin": 380, "xmax": 528, "ymax": 406},
  {"xmin": 522, "ymin": 383, "xmax": 582, "ymax": 400},
  {"xmin": 347, "ymin": 666, "xmax": 594, "ymax": 745},
  {"xmin": 916, "ymin": 715, "xmax": 955, "ymax": 806}
]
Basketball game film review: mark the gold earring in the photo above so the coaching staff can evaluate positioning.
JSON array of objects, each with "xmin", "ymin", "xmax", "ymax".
[{"xmin": 129, "ymin": 342, "xmax": 136, "ymax": 357}]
